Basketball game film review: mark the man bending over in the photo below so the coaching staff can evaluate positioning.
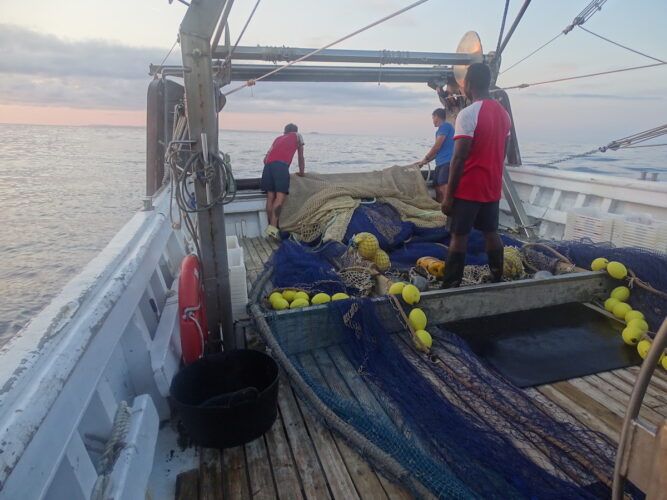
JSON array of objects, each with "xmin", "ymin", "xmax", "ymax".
[
  {"xmin": 261, "ymin": 123, "xmax": 305, "ymax": 238},
  {"xmin": 440, "ymin": 63, "xmax": 511, "ymax": 287}
]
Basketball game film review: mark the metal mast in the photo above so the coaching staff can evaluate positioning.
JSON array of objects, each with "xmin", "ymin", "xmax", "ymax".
[{"xmin": 180, "ymin": 0, "xmax": 236, "ymax": 350}]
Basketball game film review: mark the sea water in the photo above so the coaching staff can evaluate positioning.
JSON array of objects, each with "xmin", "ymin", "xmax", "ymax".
[{"xmin": 0, "ymin": 123, "xmax": 665, "ymax": 343}]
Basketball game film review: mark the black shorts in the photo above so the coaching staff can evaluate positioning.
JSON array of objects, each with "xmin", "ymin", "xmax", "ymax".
[
  {"xmin": 260, "ymin": 161, "xmax": 290, "ymax": 194},
  {"xmin": 433, "ymin": 163, "xmax": 450, "ymax": 186},
  {"xmin": 448, "ymin": 198, "xmax": 500, "ymax": 235}
]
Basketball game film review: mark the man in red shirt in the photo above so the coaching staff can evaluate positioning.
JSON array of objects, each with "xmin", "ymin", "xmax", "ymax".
[
  {"xmin": 440, "ymin": 63, "xmax": 511, "ymax": 287},
  {"xmin": 261, "ymin": 123, "xmax": 305, "ymax": 238}
]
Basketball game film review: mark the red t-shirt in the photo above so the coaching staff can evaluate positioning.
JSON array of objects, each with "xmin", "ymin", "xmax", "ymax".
[
  {"xmin": 264, "ymin": 132, "xmax": 304, "ymax": 166},
  {"xmin": 453, "ymin": 99, "xmax": 511, "ymax": 202}
]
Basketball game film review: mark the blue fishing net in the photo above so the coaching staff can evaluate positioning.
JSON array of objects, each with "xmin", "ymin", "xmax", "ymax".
[
  {"xmin": 270, "ymin": 240, "xmax": 348, "ymax": 295},
  {"xmin": 343, "ymin": 202, "xmax": 415, "ymax": 250},
  {"xmin": 266, "ymin": 296, "xmax": 620, "ymax": 498}
]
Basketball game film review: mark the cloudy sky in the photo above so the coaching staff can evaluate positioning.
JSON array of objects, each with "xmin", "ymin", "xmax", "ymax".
[{"xmin": 1, "ymin": 0, "xmax": 665, "ymax": 141}]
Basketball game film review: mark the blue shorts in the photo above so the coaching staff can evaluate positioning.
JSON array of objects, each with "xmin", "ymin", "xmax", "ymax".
[
  {"xmin": 434, "ymin": 163, "xmax": 450, "ymax": 186},
  {"xmin": 260, "ymin": 161, "xmax": 290, "ymax": 194}
]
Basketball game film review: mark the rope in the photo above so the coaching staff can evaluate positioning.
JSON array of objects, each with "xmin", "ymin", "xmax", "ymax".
[
  {"xmin": 223, "ymin": 0, "xmax": 433, "ymax": 96},
  {"xmin": 500, "ymin": 32, "xmax": 562, "ymax": 74},
  {"xmin": 227, "ymin": 0, "xmax": 262, "ymax": 60},
  {"xmin": 91, "ymin": 401, "xmax": 132, "ymax": 500},
  {"xmin": 156, "ymin": 38, "xmax": 179, "ymax": 71},
  {"xmin": 501, "ymin": 0, "xmax": 607, "ymax": 74},
  {"xmin": 578, "ymin": 26, "xmax": 666, "ymax": 64},
  {"xmin": 502, "ymin": 61, "xmax": 667, "ymax": 90}
]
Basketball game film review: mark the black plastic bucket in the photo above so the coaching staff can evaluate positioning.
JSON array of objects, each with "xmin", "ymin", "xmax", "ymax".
[{"xmin": 170, "ymin": 350, "xmax": 279, "ymax": 448}]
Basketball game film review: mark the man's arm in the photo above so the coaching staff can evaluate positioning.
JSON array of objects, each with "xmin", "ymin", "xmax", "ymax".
[
  {"xmin": 441, "ymin": 138, "xmax": 472, "ymax": 215},
  {"xmin": 419, "ymin": 135, "xmax": 446, "ymax": 165},
  {"xmin": 297, "ymin": 144, "xmax": 305, "ymax": 176}
]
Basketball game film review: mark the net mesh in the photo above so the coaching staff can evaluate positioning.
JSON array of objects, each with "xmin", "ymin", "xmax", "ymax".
[{"xmin": 260, "ymin": 293, "xmax": 623, "ymax": 499}]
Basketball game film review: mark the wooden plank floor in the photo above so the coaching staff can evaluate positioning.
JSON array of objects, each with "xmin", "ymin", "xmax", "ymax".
[{"xmin": 176, "ymin": 237, "xmax": 667, "ymax": 499}]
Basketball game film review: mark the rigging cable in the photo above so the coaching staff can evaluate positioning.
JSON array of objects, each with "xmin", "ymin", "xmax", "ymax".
[
  {"xmin": 223, "ymin": 0, "xmax": 433, "ymax": 96},
  {"xmin": 577, "ymin": 26, "xmax": 665, "ymax": 64},
  {"xmin": 500, "ymin": 0, "xmax": 608, "ymax": 74},
  {"xmin": 530, "ymin": 123, "xmax": 667, "ymax": 168},
  {"xmin": 496, "ymin": 0, "xmax": 511, "ymax": 55},
  {"xmin": 156, "ymin": 38, "xmax": 179, "ymax": 71},
  {"xmin": 502, "ymin": 61, "xmax": 666, "ymax": 90},
  {"xmin": 227, "ymin": 0, "xmax": 262, "ymax": 60}
]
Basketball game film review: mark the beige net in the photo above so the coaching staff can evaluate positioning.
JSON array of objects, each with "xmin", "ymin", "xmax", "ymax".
[{"xmin": 280, "ymin": 165, "xmax": 445, "ymax": 243}]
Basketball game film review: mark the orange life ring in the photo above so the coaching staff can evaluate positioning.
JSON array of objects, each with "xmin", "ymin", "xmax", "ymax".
[{"xmin": 178, "ymin": 254, "xmax": 209, "ymax": 365}]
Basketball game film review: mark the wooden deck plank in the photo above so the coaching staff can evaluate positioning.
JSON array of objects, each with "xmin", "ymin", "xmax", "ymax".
[
  {"xmin": 245, "ymin": 436, "xmax": 278, "ymax": 499},
  {"xmin": 264, "ymin": 410, "xmax": 305, "ymax": 500},
  {"xmin": 276, "ymin": 377, "xmax": 333, "ymax": 500},
  {"xmin": 610, "ymin": 370, "xmax": 667, "ymax": 414},
  {"xmin": 294, "ymin": 355, "xmax": 361, "ymax": 500},
  {"xmin": 310, "ymin": 349, "xmax": 412, "ymax": 500},
  {"xmin": 199, "ymin": 449, "xmax": 224, "ymax": 500},
  {"xmin": 250, "ymin": 237, "xmax": 271, "ymax": 267},
  {"xmin": 596, "ymin": 371, "xmax": 666, "ymax": 408},
  {"xmin": 588, "ymin": 373, "xmax": 667, "ymax": 418},
  {"xmin": 241, "ymin": 238, "xmax": 264, "ymax": 272},
  {"xmin": 222, "ymin": 446, "xmax": 251, "ymax": 500},
  {"xmin": 176, "ymin": 468, "xmax": 200, "ymax": 500},
  {"xmin": 538, "ymin": 383, "xmax": 621, "ymax": 441},
  {"xmin": 255, "ymin": 237, "xmax": 275, "ymax": 263},
  {"xmin": 301, "ymin": 352, "xmax": 390, "ymax": 500},
  {"xmin": 624, "ymin": 367, "xmax": 667, "ymax": 403}
]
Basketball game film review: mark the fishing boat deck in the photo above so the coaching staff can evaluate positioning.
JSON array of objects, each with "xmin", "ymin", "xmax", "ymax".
[{"xmin": 174, "ymin": 236, "xmax": 667, "ymax": 499}]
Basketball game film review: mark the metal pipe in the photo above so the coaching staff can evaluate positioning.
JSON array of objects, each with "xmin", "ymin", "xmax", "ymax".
[
  {"xmin": 229, "ymin": 63, "xmax": 454, "ymax": 83},
  {"xmin": 211, "ymin": 0, "xmax": 235, "ymax": 51},
  {"xmin": 497, "ymin": 0, "xmax": 532, "ymax": 57},
  {"xmin": 215, "ymin": 45, "xmax": 477, "ymax": 65},
  {"xmin": 612, "ymin": 317, "xmax": 667, "ymax": 499}
]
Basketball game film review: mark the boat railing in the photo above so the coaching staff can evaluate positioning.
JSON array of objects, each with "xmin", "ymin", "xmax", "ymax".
[{"xmin": 0, "ymin": 187, "xmax": 186, "ymax": 498}]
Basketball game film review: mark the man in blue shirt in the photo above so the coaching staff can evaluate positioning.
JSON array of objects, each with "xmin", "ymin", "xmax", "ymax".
[{"xmin": 419, "ymin": 108, "xmax": 455, "ymax": 202}]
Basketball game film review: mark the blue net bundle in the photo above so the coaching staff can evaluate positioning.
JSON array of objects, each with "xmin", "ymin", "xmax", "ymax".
[
  {"xmin": 270, "ymin": 239, "xmax": 348, "ymax": 295},
  {"xmin": 262, "ymin": 290, "xmax": 623, "ymax": 499}
]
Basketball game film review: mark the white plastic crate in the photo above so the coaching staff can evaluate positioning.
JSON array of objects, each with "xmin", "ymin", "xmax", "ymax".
[
  {"xmin": 227, "ymin": 247, "xmax": 248, "ymax": 320},
  {"xmin": 564, "ymin": 208, "xmax": 618, "ymax": 244},
  {"xmin": 612, "ymin": 214, "xmax": 667, "ymax": 252}
]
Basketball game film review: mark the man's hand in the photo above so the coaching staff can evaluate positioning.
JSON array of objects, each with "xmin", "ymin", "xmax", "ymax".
[
  {"xmin": 441, "ymin": 196, "xmax": 454, "ymax": 216},
  {"xmin": 297, "ymin": 170, "xmax": 305, "ymax": 177}
]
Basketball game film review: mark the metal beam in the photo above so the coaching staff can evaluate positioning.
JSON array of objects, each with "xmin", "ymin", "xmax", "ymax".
[
  {"xmin": 180, "ymin": 0, "xmax": 236, "ymax": 350},
  {"xmin": 269, "ymin": 271, "xmax": 613, "ymax": 355},
  {"xmin": 230, "ymin": 64, "xmax": 454, "ymax": 83},
  {"xmin": 497, "ymin": 0, "xmax": 532, "ymax": 57},
  {"xmin": 214, "ymin": 45, "xmax": 479, "ymax": 66}
]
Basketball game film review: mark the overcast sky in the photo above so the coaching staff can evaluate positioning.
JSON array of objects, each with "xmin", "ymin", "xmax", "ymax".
[{"xmin": 1, "ymin": 0, "xmax": 665, "ymax": 142}]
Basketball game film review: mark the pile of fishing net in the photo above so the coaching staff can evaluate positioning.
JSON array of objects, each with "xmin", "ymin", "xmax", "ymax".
[
  {"xmin": 279, "ymin": 165, "xmax": 444, "ymax": 243},
  {"xmin": 253, "ymin": 276, "xmax": 635, "ymax": 498}
]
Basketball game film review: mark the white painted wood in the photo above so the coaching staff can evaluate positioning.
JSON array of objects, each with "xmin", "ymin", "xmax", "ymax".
[
  {"xmin": 121, "ymin": 313, "xmax": 171, "ymax": 420},
  {"xmin": 0, "ymin": 190, "xmax": 177, "ymax": 498},
  {"xmin": 45, "ymin": 432, "xmax": 97, "ymax": 500},
  {"xmin": 150, "ymin": 280, "xmax": 181, "ymax": 398},
  {"xmin": 103, "ymin": 395, "xmax": 159, "ymax": 500}
]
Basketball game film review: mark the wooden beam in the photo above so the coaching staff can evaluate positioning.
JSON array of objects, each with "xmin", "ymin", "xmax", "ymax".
[{"xmin": 268, "ymin": 271, "xmax": 613, "ymax": 355}]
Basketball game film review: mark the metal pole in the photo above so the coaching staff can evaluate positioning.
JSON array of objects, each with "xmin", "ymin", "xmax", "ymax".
[
  {"xmin": 180, "ymin": 0, "xmax": 236, "ymax": 350},
  {"xmin": 213, "ymin": 45, "xmax": 478, "ymax": 65},
  {"xmin": 211, "ymin": 0, "xmax": 235, "ymax": 51},
  {"xmin": 497, "ymin": 0, "xmax": 532, "ymax": 57},
  {"xmin": 612, "ymin": 317, "xmax": 667, "ymax": 499}
]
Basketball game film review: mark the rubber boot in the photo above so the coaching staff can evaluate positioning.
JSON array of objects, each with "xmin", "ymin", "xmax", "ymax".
[
  {"xmin": 440, "ymin": 251, "xmax": 465, "ymax": 289},
  {"xmin": 487, "ymin": 248, "xmax": 504, "ymax": 283}
]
